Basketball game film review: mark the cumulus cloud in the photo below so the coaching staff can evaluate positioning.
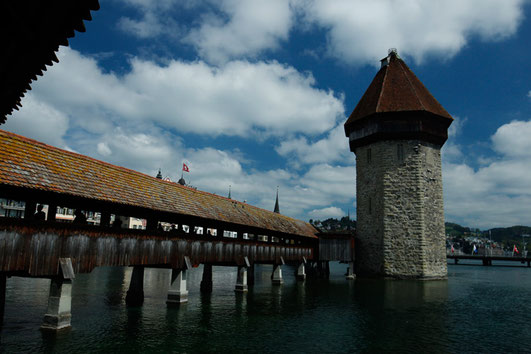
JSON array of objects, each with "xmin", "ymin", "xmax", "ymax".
[
  {"xmin": 185, "ymin": 0, "xmax": 296, "ymax": 64},
  {"xmin": 2, "ymin": 96, "xmax": 69, "ymax": 148},
  {"xmin": 443, "ymin": 120, "xmax": 531, "ymax": 228},
  {"xmin": 308, "ymin": 206, "xmax": 344, "ymax": 219},
  {"xmin": 186, "ymin": 158, "xmax": 355, "ymax": 219},
  {"xmin": 21, "ymin": 47, "xmax": 343, "ymax": 139},
  {"xmin": 116, "ymin": 0, "xmax": 183, "ymax": 39},
  {"xmin": 118, "ymin": 0, "xmax": 525, "ymax": 66},
  {"xmin": 276, "ymin": 124, "xmax": 353, "ymax": 166},
  {"xmin": 442, "ymin": 116, "xmax": 465, "ymax": 163},
  {"xmin": 301, "ymin": 0, "xmax": 525, "ymax": 64},
  {"xmin": 492, "ymin": 120, "xmax": 531, "ymax": 157}
]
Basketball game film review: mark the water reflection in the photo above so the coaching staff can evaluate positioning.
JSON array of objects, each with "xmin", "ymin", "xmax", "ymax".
[
  {"xmin": 125, "ymin": 306, "xmax": 143, "ymax": 347},
  {"xmin": 104, "ymin": 266, "xmax": 126, "ymax": 306},
  {"xmin": 4, "ymin": 263, "xmax": 531, "ymax": 353},
  {"xmin": 354, "ymin": 278, "xmax": 449, "ymax": 352},
  {"xmin": 199, "ymin": 292, "xmax": 213, "ymax": 330}
]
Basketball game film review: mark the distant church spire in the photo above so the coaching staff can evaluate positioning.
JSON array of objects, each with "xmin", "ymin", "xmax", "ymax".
[
  {"xmin": 156, "ymin": 168, "xmax": 162, "ymax": 179},
  {"xmin": 274, "ymin": 186, "xmax": 280, "ymax": 214},
  {"xmin": 228, "ymin": 185, "xmax": 232, "ymax": 199}
]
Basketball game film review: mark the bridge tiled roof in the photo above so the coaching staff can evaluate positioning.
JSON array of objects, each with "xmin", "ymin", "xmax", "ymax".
[
  {"xmin": 344, "ymin": 51, "xmax": 452, "ymax": 132},
  {"xmin": 0, "ymin": 130, "xmax": 318, "ymax": 239}
]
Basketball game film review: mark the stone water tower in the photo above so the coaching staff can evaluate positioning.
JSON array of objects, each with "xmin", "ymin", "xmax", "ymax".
[{"xmin": 344, "ymin": 49, "xmax": 453, "ymax": 279}]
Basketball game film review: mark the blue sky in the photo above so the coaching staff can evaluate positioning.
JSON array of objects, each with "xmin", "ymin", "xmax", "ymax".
[{"xmin": 4, "ymin": 0, "xmax": 531, "ymax": 228}]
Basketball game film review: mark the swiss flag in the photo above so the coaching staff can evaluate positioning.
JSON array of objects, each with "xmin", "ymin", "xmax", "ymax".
[
  {"xmin": 182, "ymin": 163, "xmax": 189, "ymax": 172},
  {"xmin": 514, "ymin": 245, "xmax": 519, "ymax": 254}
]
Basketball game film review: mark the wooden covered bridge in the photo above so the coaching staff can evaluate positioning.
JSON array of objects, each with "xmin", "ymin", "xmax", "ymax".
[
  {"xmin": 0, "ymin": 130, "xmax": 355, "ymax": 330},
  {"xmin": 0, "ymin": 0, "xmax": 354, "ymax": 331}
]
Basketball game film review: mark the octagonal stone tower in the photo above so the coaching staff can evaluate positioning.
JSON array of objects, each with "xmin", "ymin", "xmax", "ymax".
[{"xmin": 344, "ymin": 50, "xmax": 453, "ymax": 279}]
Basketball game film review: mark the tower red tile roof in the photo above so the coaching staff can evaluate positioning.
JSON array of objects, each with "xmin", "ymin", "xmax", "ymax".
[{"xmin": 344, "ymin": 50, "xmax": 452, "ymax": 133}]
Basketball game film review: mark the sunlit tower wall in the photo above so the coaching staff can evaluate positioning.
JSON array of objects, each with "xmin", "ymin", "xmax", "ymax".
[{"xmin": 344, "ymin": 50, "xmax": 453, "ymax": 279}]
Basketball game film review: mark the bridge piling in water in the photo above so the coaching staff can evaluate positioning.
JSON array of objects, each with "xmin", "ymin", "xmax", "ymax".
[
  {"xmin": 200, "ymin": 264, "xmax": 213, "ymax": 293},
  {"xmin": 167, "ymin": 268, "xmax": 189, "ymax": 304},
  {"xmin": 125, "ymin": 266, "xmax": 145, "ymax": 306},
  {"xmin": 234, "ymin": 266, "xmax": 248, "ymax": 292},
  {"xmin": 41, "ymin": 258, "xmax": 75, "ymax": 331},
  {"xmin": 272, "ymin": 264, "xmax": 283, "ymax": 285},
  {"xmin": 41, "ymin": 277, "xmax": 73, "ymax": 331},
  {"xmin": 296, "ymin": 262, "xmax": 306, "ymax": 281},
  {"xmin": 346, "ymin": 261, "xmax": 355, "ymax": 280},
  {"xmin": 247, "ymin": 264, "xmax": 255, "ymax": 287}
]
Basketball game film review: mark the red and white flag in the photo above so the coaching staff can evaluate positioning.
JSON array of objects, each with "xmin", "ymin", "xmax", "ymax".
[
  {"xmin": 182, "ymin": 163, "xmax": 189, "ymax": 173},
  {"xmin": 451, "ymin": 244, "xmax": 455, "ymax": 253},
  {"xmin": 513, "ymin": 245, "xmax": 519, "ymax": 254}
]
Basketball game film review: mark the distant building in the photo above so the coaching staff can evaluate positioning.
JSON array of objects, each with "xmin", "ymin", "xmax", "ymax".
[{"xmin": 0, "ymin": 199, "xmax": 25, "ymax": 218}]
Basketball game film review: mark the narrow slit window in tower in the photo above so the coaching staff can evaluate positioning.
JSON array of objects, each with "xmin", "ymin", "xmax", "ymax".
[{"xmin": 397, "ymin": 144, "xmax": 404, "ymax": 162}]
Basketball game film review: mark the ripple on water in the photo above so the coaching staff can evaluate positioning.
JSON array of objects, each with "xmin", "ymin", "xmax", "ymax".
[{"xmin": 3, "ymin": 263, "xmax": 531, "ymax": 353}]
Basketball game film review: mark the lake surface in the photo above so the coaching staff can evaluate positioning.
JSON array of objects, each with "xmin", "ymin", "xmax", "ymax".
[{"xmin": 2, "ymin": 261, "xmax": 531, "ymax": 353}]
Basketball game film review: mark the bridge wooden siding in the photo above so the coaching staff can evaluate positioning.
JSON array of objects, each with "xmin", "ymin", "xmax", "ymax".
[
  {"xmin": 308, "ymin": 231, "xmax": 356, "ymax": 279},
  {"xmin": 0, "ymin": 220, "xmax": 313, "ymax": 278},
  {"xmin": 317, "ymin": 232, "xmax": 355, "ymax": 262}
]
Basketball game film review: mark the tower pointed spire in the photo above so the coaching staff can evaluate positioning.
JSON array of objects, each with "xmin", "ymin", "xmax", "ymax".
[
  {"xmin": 344, "ymin": 48, "xmax": 453, "ymax": 151},
  {"xmin": 274, "ymin": 186, "xmax": 280, "ymax": 214},
  {"xmin": 228, "ymin": 185, "xmax": 232, "ymax": 199}
]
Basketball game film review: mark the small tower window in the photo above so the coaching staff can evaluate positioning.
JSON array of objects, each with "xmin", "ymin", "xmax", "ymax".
[
  {"xmin": 397, "ymin": 144, "xmax": 404, "ymax": 162},
  {"xmin": 367, "ymin": 148, "xmax": 372, "ymax": 164}
]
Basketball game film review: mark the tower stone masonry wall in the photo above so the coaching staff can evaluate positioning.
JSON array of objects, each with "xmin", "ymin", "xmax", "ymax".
[{"xmin": 355, "ymin": 139, "xmax": 447, "ymax": 279}]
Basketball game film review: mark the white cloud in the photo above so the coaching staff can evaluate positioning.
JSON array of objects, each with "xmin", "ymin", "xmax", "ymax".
[
  {"xmin": 492, "ymin": 120, "xmax": 531, "ymax": 157},
  {"xmin": 308, "ymin": 206, "xmax": 344, "ymax": 219},
  {"xmin": 442, "ymin": 116, "xmax": 465, "ymax": 163},
  {"xmin": 80, "ymin": 126, "xmax": 182, "ymax": 176},
  {"xmin": 185, "ymin": 0, "xmax": 296, "ymax": 64},
  {"xmin": 19, "ymin": 47, "xmax": 343, "ymax": 139},
  {"xmin": 97, "ymin": 142, "xmax": 112, "ymax": 156},
  {"xmin": 300, "ymin": 0, "xmax": 525, "ymax": 64},
  {"xmin": 186, "ymin": 159, "xmax": 355, "ymax": 220},
  {"xmin": 116, "ymin": 0, "xmax": 182, "ymax": 39},
  {"xmin": 114, "ymin": 0, "xmax": 524, "ymax": 66},
  {"xmin": 2, "ymin": 96, "xmax": 69, "ymax": 148},
  {"xmin": 443, "ymin": 120, "xmax": 531, "ymax": 228},
  {"xmin": 276, "ymin": 124, "xmax": 353, "ymax": 166}
]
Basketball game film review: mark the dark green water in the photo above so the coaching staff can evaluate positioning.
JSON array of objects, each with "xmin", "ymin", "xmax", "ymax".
[{"xmin": 2, "ymin": 262, "xmax": 531, "ymax": 353}]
